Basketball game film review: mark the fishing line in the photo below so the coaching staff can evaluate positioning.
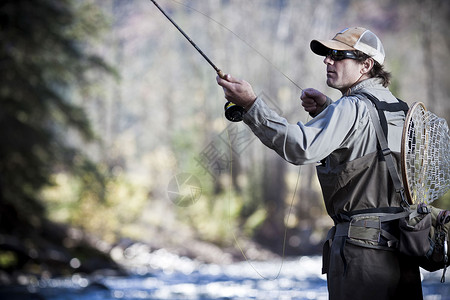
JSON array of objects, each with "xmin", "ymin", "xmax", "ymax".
[
  {"xmin": 152, "ymin": 0, "xmax": 309, "ymax": 279},
  {"xmin": 224, "ymin": 122, "xmax": 303, "ymax": 280},
  {"xmin": 165, "ymin": 0, "xmax": 308, "ymax": 279},
  {"xmin": 224, "ymin": 111, "xmax": 310, "ymax": 279},
  {"xmin": 151, "ymin": 0, "xmax": 247, "ymax": 122},
  {"xmin": 168, "ymin": 0, "xmax": 304, "ymax": 92}
]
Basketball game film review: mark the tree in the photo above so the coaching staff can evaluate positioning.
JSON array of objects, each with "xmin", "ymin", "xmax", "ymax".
[{"xmin": 0, "ymin": 0, "xmax": 117, "ymax": 275}]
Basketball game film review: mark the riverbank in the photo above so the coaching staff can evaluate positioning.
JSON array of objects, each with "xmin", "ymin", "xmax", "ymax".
[{"xmin": 0, "ymin": 214, "xmax": 285, "ymax": 287}]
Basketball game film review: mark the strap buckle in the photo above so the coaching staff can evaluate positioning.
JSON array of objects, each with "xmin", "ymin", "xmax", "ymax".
[
  {"xmin": 399, "ymin": 189, "xmax": 410, "ymax": 209},
  {"xmin": 381, "ymin": 148, "xmax": 391, "ymax": 156}
]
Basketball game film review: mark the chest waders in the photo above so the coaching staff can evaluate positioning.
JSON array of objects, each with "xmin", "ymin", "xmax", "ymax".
[
  {"xmin": 335, "ymin": 94, "xmax": 410, "ymax": 274},
  {"xmin": 318, "ymin": 94, "xmax": 425, "ymax": 300}
]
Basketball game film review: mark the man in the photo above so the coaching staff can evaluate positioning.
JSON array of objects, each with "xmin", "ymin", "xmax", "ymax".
[{"xmin": 217, "ymin": 27, "xmax": 423, "ymax": 300}]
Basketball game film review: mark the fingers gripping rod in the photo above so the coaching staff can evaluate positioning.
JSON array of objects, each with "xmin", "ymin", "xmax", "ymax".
[{"xmin": 150, "ymin": 0, "xmax": 225, "ymax": 79}]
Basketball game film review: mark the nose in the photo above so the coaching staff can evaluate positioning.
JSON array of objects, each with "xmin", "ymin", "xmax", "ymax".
[{"xmin": 324, "ymin": 56, "xmax": 333, "ymax": 65}]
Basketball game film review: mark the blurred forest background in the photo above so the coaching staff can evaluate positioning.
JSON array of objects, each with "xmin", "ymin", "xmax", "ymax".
[{"xmin": 1, "ymin": 0, "xmax": 449, "ymax": 280}]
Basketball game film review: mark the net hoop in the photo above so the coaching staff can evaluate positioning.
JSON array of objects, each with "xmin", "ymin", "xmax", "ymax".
[{"xmin": 401, "ymin": 102, "xmax": 427, "ymax": 204}]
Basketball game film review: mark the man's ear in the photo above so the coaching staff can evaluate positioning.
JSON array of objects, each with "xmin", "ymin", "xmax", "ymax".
[{"xmin": 361, "ymin": 58, "xmax": 375, "ymax": 75}]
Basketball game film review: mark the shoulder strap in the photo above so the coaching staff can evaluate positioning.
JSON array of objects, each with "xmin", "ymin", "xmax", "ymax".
[
  {"xmin": 360, "ymin": 97, "xmax": 409, "ymax": 208},
  {"xmin": 361, "ymin": 92, "xmax": 409, "ymax": 138}
]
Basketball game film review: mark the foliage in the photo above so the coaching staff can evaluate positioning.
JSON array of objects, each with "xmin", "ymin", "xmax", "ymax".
[
  {"xmin": 41, "ymin": 166, "xmax": 148, "ymax": 243},
  {"xmin": 0, "ymin": 0, "xmax": 111, "ymax": 219},
  {"xmin": 0, "ymin": 0, "xmax": 121, "ymax": 275}
]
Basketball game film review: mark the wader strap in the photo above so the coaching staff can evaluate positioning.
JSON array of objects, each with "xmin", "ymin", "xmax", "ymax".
[
  {"xmin": 335, "ymin": 223, "xmax": 349, "ymax": 276},
  {"xmin": 379, "ymin": 210, "xmax": 410, "ymax": 222},
  {"xmin": 322, "ymin": 226, "xmax": 336, "ymax": 274},
  {"xmin": 322, "ymin": 225, "xmax": 351, "ymax": 276},
  {"xmin": 335, "ymin": 222, "xmax": 350, "ymax": 237},
  {"xmin": 335, "ymin": 210, "xmax": 410, "ymax": 224},
  {"xmin": 360, "ymin": 97, "xmax": 409, "ymax": 208},
  {"xmin": 361, "ymin": 92, "xmax": 409, "ymax": 138},
  {"xmin": 340, "ymin": 237, "xmax": 348, "ymax": 276},
  {"xmin": 323, "ymin": 209, "xmax": 411, "ymax": 275},
  {"xmin": 343, "ymin": 206, "xmax": 403, "ymax": 217},
  {"xmin": 381, "ymin": 229, "xmax": 399, "ymax": 248}
]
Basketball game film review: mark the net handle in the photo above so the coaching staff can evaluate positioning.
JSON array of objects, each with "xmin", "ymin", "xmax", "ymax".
[{"xmin": 400, "ymin": 101, "xmax": 427, "ymax": 204}]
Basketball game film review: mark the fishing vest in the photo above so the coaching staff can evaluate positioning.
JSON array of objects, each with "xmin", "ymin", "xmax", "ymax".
[{"xmin": 316, "ymin": 92, "xmax": 409, "ymax": 217}]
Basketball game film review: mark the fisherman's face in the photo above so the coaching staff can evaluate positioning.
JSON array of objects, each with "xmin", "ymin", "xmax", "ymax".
[{"xmin": 324, "ymin": 54, "xmax": 366, "ymax": 94}]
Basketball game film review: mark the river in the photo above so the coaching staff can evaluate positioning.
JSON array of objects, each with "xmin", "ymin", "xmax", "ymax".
[{"xmin": 0, "ymin": 255, "xmax": 449, "ymax": 299}]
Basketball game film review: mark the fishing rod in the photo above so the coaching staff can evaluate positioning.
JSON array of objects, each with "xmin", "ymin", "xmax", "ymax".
[
  {"xmin": 152, "ymin": 0, "xmax": 304, "ymax": 280},
  {"xmin": 150, "ymin": 0, "xmax": 246, "ymax": 122},
  {"xmin": 170, "ymin": 0, "xmax": 304, "ymax": 92}
]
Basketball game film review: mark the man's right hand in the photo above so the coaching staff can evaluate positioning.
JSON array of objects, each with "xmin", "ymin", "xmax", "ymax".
[
  {"xmin": 300, "ymin": 88, "xmax": 328, "ymax": 115},
  {"xmin": 216, "ymin": 74, "xmax": 257, "ymax": 111}
]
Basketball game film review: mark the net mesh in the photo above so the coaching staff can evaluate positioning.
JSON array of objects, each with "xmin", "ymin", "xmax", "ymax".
[{"xmin": 402, "ymin": 103, "xmax": 450, "ymax": 204}]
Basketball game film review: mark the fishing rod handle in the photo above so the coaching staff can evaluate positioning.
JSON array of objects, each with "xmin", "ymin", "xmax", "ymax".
[{"xmin": 217, "ymin": 70, "xmax": 226, "ymax": 79}]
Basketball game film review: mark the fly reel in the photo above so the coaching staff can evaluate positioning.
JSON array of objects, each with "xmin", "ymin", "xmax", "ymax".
[{"xmin": 224, "ymin": 101, "xmax": 246, "ymax": 122}]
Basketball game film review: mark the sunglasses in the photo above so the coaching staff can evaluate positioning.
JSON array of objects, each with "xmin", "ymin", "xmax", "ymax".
[{"xmin": 326, "ymin": 49, "xmax": 358, "ymax": 61}]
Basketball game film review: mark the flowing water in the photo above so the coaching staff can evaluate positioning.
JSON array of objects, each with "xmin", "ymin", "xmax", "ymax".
[{"xmin": 0, "ymin": 255, "xmax": 449, "ymax": 300}]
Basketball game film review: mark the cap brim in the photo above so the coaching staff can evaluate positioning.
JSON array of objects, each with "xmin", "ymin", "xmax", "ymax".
[{"xmin": 310, "ymin": 39, "xmax": 356, "ymax": 56}]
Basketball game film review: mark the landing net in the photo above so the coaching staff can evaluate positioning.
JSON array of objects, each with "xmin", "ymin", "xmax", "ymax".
[{"xmin": 401, "ymin": 102, "xmax": 450, "ymax": 204}]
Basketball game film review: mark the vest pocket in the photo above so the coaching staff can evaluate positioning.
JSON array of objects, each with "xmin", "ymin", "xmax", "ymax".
[
  {"xmin": 348, "ymin": 215, "xmax": 381, "ymax": 245},
  {"xmin": 398, "ymin": 213, "xmax": 431, "ymax": 257}
]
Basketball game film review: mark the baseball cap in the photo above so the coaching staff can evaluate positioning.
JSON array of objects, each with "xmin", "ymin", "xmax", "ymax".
[{"xmin": 310, "ymin": 27, "xmax": 385, "ymax": 64}]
